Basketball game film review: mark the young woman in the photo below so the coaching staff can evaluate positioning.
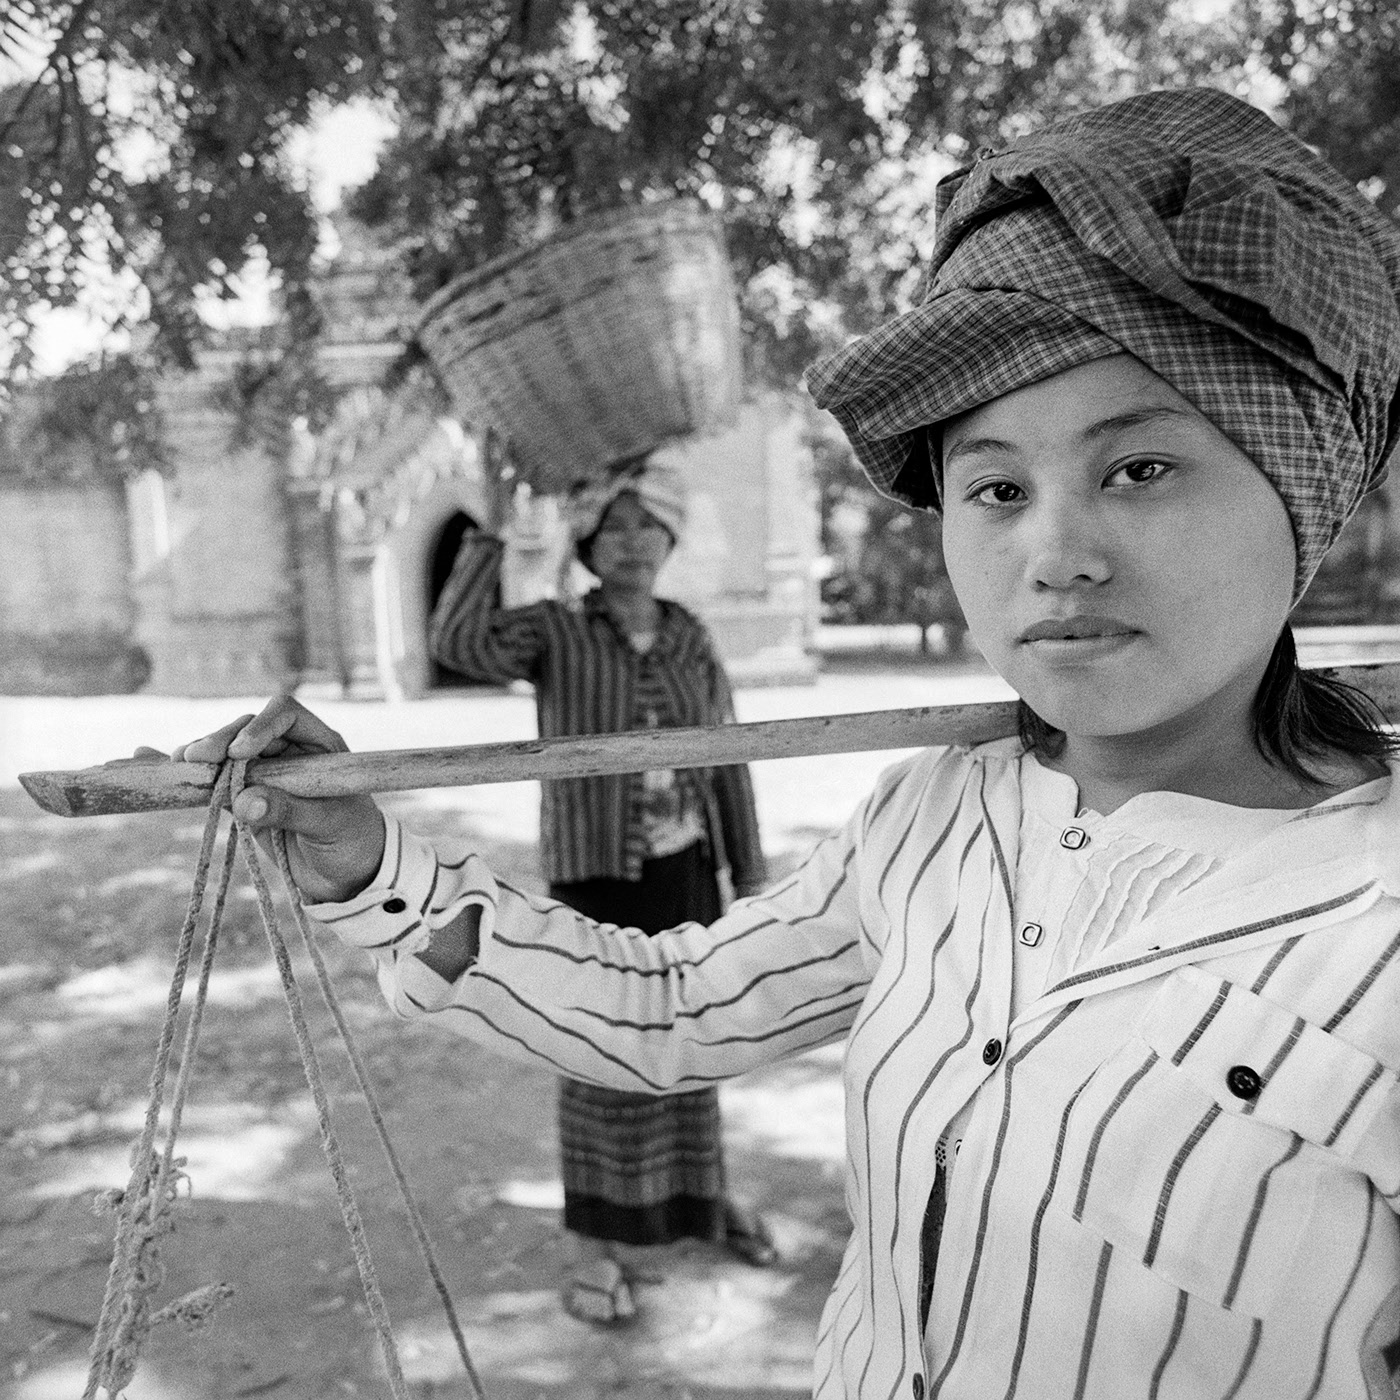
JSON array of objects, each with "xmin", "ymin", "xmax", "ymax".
[
  {"xmin": 171, "ymin": 88, "xmax": 1400, "ymax": 1397},
  {"xmin": 427, "ymin": 458, "xmax": 773, "ymax": 1323}
]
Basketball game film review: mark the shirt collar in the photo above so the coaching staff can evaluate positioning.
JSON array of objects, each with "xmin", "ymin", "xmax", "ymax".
[
  {"xmin": 583, "ymin": 588, "xmax": 684, "ymax": 655},
  {"xmin": 978, "ymin": 740, "xmax": 1400, "ymax": 892}
]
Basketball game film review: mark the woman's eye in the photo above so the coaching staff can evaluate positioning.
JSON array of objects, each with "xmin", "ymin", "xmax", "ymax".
[
  {"xmin": 970, "ymin": 480, "xmax": 1025, "ymax": 506},
  {"xmin": 1107, "ymin": 459, "xmax": 1171, "ymax": 487}
]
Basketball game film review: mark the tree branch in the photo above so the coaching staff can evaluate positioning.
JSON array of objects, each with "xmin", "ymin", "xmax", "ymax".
[
  {"xmin": 460, "ymin": 14, "xmax": 514, "ymax": 100},
  {"xmin": 0, "ymin": 0, "xmax": 97, "ymax": 150}
]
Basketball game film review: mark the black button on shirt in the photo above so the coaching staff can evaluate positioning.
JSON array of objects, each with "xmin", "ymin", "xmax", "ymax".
[
  {"xmin": 1226, "ymin": 1064, "xmax": 1263, "ymax": 1100},
  {"xmin": 911, "ymin": 1373, "xmax": 925, "ymax": 1400},
  {"xmin": 982, "ymin": 1038, "xmax": 1003, "ymax": 1067},
  {"xmin": 382, "ymin": 897, "xmax": 408, "ymax": 914}
]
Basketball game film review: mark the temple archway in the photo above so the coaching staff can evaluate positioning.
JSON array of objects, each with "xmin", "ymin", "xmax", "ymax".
[{"xmin": 427, "ymin": 509, "xmax": 491, "ymax": 688}]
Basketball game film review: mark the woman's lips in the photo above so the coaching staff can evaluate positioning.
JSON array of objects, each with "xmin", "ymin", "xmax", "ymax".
[
  {"xmin": 1025, "ymin": 633, "xmax": 1137, "ymax": 659},
  {"xmin": 1018, "ymin": 617, "xmax": 1139, "ymax": 661},
  {"xmin": 1019, "ymin": 616, "xmax": 1137, "ymax": 643}
]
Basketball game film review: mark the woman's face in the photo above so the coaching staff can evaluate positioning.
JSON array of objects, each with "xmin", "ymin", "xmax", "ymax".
[
  {"xmin": 941, "ymin": 354, "xmax": 1296, "ymax": 745},
  {"xmin": 587, "ymin": 491, "xmax": 674, "ymax": 592}
]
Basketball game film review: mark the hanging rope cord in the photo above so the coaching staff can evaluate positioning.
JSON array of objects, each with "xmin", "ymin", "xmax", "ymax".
[{"xmin": 83, "ymin": 759, "xmax": 486, "ymax": 1400}]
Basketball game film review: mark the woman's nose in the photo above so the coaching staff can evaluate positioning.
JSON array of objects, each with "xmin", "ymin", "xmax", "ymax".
[{"xmin": 1023, "ymin": 499, "xmax": 1112, "ymax": 590}]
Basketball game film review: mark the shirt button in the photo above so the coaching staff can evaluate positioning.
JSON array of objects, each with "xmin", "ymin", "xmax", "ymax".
[
  {"xmin": 382, "ymin": 897, "xmax": 408, "ymax": 914},
  {"xmin": 911, "ymin": 1374, "xmax": 925, "ymax": 1400},
  {"xmin": 982, "ymin": 1038, "xmax": 1003, "ymax": 1066},
  {"xmin": 1018, "ymin": 922, "xmax": 1044, "ymax": 947},
  {"xmin": 1059, "ymin": 826, "xmax": 1088, "ymax": 850},
  {"xmin": 1226, "ymin": 1065, "xmax": 1263, "ymax": 1100}
]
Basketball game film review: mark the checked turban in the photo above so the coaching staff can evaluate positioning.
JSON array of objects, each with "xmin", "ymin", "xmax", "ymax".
[
  {"xmin": 563, "ymin": 448, "xmax": 689, "ymax": 548},
  {"xmin": 804, "ymin": 88, "xmax": 1400, "ymax": 599}
]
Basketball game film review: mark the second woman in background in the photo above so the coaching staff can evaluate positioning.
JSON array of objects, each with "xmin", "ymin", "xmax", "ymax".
[{"xmin": 428, "ymin": 452, "xmax": 773, "ymax": 1325}]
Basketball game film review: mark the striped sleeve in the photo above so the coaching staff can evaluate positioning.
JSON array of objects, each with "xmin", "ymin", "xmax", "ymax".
[
  {"xmin": 305, "ymin": 807, "xmax": 872, "ymax": 1092},
  {"xmin": 426, "ymin": 531, "xmax": 551, "ymax": 684}
]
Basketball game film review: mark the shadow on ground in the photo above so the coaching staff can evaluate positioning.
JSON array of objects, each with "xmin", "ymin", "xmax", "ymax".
[{"xmin": 1, "ymin": 789, "xmax": 844, "ymax": 1400}]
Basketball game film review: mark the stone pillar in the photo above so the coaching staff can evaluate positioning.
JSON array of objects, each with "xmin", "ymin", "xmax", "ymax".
[
  {"xmin": 286, "ymin": 479, "xmax": 354, "ymax": 693},
  {"xmin": 140, "ymin": 367, "xmax": 300, "ymax": 696},
  {"xmin": 0, "ymin": 478, "xmax": 144, "ymax": 693},
  {"xmin": 655, "ymin": 394, "xmax": 820, "ymax": 683}
]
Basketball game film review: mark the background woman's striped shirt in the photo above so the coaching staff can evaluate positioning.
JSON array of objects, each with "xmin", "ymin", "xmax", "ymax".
[{"xmin": 427, "ymin": 532, "xmax": 765, "ymax": 889}]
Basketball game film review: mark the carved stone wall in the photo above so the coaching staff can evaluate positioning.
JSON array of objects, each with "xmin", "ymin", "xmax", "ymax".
[
  {"xmin": 0, "ymin": 479, "xmax": 146, "ymax": 693},
  {"xmin": 5, "ymin": 217, "xmax": 820, "ymax": 697},
  {"xmin": 132, "ymin": 363, "xmax": 301, "ymax": 696},
  {"xmin": 655, "ymin": 395, "xmax": 820, "ymax": 684}
]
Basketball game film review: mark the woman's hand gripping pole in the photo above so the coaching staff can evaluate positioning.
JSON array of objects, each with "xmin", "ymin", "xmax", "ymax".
[{"xmin": 144, "ymin": 697, "xmax": 387, "ymax": 905}]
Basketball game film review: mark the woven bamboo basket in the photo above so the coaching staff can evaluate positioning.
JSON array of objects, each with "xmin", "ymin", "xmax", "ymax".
[{"xmin": 416, "ymin": 200, "xmax": 743, "ymax": 492}]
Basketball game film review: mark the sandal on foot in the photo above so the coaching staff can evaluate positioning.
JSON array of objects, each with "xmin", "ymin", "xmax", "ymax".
[
  {"xmin": 562, "ymin": 1257, "xmax": 637, "ymax": 1324},
  {"xmin": 723, "ymin": 1202, "xmax": 778, "ymax": 1267}
]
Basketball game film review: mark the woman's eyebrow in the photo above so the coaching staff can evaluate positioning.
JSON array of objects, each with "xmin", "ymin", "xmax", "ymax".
[
  {"xmin": 1080, "ymin": 404, "xmax": 1198, "ymax": 440},
  {"xmin": 942, "ymin": 433, "xmax": 1016, "ymax": 466},
  {"xmin": 944, "ymin": 403, "xmax": 1197, "ymax": 467}
]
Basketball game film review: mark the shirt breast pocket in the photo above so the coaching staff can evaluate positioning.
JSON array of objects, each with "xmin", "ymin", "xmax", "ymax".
[{"xmin": 1058, "ymin": 965, "xmax": 1397, "ymax": 1319}]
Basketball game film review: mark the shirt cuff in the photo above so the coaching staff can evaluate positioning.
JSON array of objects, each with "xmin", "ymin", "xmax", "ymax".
[{"xmin": 302, "ymin": 815, "xmax": 439, "ymax": 955}]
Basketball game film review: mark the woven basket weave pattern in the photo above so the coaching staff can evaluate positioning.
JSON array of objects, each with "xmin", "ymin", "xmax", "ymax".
[{"xmin": 418, "ymin": 202, "xmax": 743, "ymax": 490}]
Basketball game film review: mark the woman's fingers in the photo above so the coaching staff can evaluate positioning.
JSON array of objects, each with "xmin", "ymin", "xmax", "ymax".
[
  {"xmin": 153, "ymin": 697, "xmax": 376, "ymax": 903},
  {"xmin": 172, "ymin": 714, "xmax": 256, "ymax": 764},
  {"xmin": 169, "ymin": 697, "xmax": 350, "ymax": 769},
  {"xmin": 231, "ymin": 783, "xmax": 343, "ymax": 840},
  {"xmin": 227, "ymin": 696, "xmax": 350, "ymax": 760}
]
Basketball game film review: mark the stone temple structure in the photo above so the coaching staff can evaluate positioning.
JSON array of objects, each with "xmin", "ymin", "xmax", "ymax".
[{"xmin": 1, "ymin": 223, "xmax": 821, "ymax": 698}]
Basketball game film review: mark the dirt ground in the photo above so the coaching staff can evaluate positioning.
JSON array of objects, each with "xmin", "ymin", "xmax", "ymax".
[
  {"xmin": 0, "ymin": 666, "xmax": 1010, "ymax": 1400},
  {"xmin": 0, "ymin": 666, "xmax": 1012, "ymax": 1400}
]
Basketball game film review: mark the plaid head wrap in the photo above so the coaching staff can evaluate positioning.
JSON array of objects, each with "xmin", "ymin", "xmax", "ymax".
[
  {"xmin": 804, "ymin": 87, "xmax": 1400, "ymax": 598},
  {"xmin": 564, "ymin": 449, "xmax": 688, "ymax": 548}
]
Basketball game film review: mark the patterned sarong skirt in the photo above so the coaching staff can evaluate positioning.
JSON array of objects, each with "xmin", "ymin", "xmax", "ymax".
[{"xmin": 550, "ymin": 842, "xmax": 726, "ymax": 1245}]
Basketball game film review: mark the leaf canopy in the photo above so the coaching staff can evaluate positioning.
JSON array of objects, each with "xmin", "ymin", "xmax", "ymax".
[{"xmin": 2, "ymin": 0, "xmax": 1396, "ymax": 478}]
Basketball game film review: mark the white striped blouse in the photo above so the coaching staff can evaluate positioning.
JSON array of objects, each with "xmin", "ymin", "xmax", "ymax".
[{"xmin": 308, "ymin": 739, "xmax": 1400, "ymax": 1399}]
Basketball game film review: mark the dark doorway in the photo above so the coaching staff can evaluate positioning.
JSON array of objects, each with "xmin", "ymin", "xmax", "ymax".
[{"xmin": 428, "ymin": 511, "xmax": 492, "ymax": 687}]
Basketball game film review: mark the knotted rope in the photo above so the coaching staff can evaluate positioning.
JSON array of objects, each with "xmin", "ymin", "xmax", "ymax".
[
  {"xmin": 266, "ymin": 825, "xmax": 487, "ymax": 1400},
  {"xmin": 82, "ymin": 767, "xmax": 237, "ymax": 1399},
  {"xmin": 83, "ymin": 760, "xmax": 485, "ymax": 1399}
]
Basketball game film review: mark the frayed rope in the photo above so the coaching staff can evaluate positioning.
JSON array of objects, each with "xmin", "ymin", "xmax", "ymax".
[{"xmin": 82, "ymin": 759, "xmax": 485, "ymax": 1400}]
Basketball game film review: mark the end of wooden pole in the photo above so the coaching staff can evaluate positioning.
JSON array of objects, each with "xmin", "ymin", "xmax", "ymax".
[
  {"xmin": 18, "ymin": 771, "xmax": 83, "ymax": 817},
  {"xmin": 18, "ymin": 759, "xmax": 218, "ymax": 818}
]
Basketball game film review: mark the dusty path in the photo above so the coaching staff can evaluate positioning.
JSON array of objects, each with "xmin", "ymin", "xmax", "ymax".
[{"xmin": 0, "ymin": 665, "xmax": 1010, "ymax": 1399}]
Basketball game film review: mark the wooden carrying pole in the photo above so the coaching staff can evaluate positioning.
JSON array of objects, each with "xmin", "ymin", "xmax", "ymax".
[{"xmin": 20, "ymin": 661, "xmax": 1400, "ymax": 820}]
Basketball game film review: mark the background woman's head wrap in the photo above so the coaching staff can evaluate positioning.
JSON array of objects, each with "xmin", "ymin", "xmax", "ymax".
[
  {"xmin": 565, "ymin": 448, "xmax": 688, "ymax": 555},
  {"xmin": 804, "ymin": 88, "xmax": 1400, "ymax": 599}
]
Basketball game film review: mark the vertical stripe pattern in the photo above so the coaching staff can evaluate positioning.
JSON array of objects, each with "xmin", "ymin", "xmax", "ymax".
[
  {"xmin": 310, "ymin": 742, "xmax": 1400, "ymax": 1400},
  {"xmin": 427, "ymin": 531, "xmax": 765, "ymax": 886}
]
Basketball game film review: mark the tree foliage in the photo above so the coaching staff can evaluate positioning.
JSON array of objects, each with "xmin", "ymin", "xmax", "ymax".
[
  {"xmin": 7, "ymin": 0, "xmax": 1361, "ymax": 384},
  {"xmin": 0, "ymin": 0, "xmax": 387, "ymax": 376},
  {"xmin": 0, "ymin": 350, "xmax": 164, "ymax": 484},
  {"xmin": 814, "ymin": 426, "xmax": 965, "ymax": 642},
  {"xmin": 349, "ymin": 0, "xmax": 897, "ymax": 380},
  {"xmin": 3, "ymin": 0, "xmax": 1398, "ymax": 494},
  {"xmin": 1247, "ymin": 0, "xmax": 1400, "ymax": 223},
  {"xmin": 346, "ymin": 0, "xmax": 1265, "ymax": 382}
]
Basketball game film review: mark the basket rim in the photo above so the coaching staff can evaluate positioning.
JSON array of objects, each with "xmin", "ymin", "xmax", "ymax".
[
  {"xmin": 415, "ymin": 197, "xmax": 724, "ymax": 328},
  {"xmin": 419, "ymin": 269, "xmax": 741, "ymax": 360}
]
